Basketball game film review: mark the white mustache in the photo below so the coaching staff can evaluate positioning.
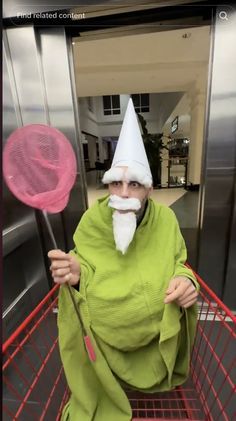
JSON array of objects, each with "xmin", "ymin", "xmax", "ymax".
[{"xmin": 108, "ymin": 195, "xmax": 141, "ymax": 211}]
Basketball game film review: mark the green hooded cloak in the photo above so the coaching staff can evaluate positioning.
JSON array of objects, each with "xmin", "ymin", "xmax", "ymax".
[{"xmin": 58, "ymin": 196, "xmax": 198, "ymax": 420}]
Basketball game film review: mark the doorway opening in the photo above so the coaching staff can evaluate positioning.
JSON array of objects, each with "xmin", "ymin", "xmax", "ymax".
[{"xmin": 71, "ymin": 21, "xmax": 211, "ymax": 266}]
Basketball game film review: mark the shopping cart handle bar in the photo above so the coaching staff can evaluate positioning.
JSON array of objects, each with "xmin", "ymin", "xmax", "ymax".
[
  {"xmin": 2, "ymin": 284, "xmax": 59, "ymax": 354},
  {"xmin": 186, "ymin": 263, "xmax": 236, "ymax": 324},
  {"xmin": 132, "ymin": 419, "xmax": 191, "ymax": 421}
]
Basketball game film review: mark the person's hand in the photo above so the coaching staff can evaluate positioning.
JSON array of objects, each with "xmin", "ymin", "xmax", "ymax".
[
  {"xmin": 164, "ymin": 276, "xmax": 198, "ymax": 308},
  {"xmin": 48, "ymin": 249, "xmax": 81, "ymax": 286}
]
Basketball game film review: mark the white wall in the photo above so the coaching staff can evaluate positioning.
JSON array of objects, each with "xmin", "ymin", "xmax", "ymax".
[
  {"xmin": 161, "ymin": 93, "xmax": 190, "ymax": 186},
  {"xmin": 162, "ymin": 94, "xmax": 191, "ymax": 138},
  {"xmin": 78, "ymin": 98, "xmax": 99, "ymax": 167},
  {"xmin": 78, "ymin": 97, "xmax": 99, "ymax": 137},
  {"xmin": 187, "ymin": 87, "xmax": 206, "ymax": 185},
  {"xmin": 86, "ymin": 134, "xmax": 97, "ymax": 168}
]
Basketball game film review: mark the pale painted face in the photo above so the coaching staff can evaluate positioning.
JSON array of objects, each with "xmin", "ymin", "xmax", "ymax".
[{"xmin": 108, "ymin": 167, "xmax": 152, "ymax": 215}]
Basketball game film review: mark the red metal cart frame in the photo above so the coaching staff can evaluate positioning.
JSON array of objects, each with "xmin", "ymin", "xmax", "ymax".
[{"xmin": 3, "ymin": 271, "xmax": 236, "ymax": 420}]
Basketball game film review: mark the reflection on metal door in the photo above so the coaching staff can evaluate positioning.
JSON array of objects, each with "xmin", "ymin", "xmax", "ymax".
[{"xmin": 3, "ymin": 25, "xmax": 88, "ymax": 339}]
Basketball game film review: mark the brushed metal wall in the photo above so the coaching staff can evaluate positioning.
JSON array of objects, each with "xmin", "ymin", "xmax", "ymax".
[
  {"xmin": 198, "ymin": 7, "xmax": 236, "ymax": 308},
  {"xmin": 223, "ymin": 181, "xmax": 236, "ymax": 307},
  {"xmin": 36, "ymin": 27, "xmax": 88, "ymax": 249},
  {"xmin": 3, "ymin": 34, "xmax": 49, "ymax": 339},
  {"xmin": 3, "ymin": 25, "xmax": 88, "ymax": 339}
]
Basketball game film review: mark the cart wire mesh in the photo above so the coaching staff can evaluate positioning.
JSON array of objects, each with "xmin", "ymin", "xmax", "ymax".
[{"xmin": 2, "ymin": 272, "xmax": 236, "ymax": 420}]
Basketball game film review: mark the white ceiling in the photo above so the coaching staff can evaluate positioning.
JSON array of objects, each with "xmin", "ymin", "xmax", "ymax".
[{"xmin": 73, "ymin": 25, "xmax": 211, "ymax": 97}]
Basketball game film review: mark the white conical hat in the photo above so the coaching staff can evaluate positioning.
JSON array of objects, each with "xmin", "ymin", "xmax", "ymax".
[
  {"xmin": 112, "ymin": 98, "xmax": 151, "ymax": 175},
  {"xmin": 102, "ymin": 98, "xmax": 152, "ymax": 187}
]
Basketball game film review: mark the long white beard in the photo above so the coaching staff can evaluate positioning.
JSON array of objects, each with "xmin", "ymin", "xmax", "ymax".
[
  {"xmin": 108, "ymin": 195, "xmax": 141, "ymax": 254},
  {"xmin": 112, "ymin": 211, "xmax": 137, "ymax": 254}
]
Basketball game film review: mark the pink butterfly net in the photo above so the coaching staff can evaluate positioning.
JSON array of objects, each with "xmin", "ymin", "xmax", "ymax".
[
  {"xmin": 3, "ymin": 124, "xmax": 77, "ymax": 213},
  {"xmin": 3, "ymin": 124, "xmax": 96, "ymax": 362}
]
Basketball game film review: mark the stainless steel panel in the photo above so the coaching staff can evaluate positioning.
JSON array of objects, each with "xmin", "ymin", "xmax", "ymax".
[
  {"xmin": 6, "ymin": 26, "xmax": 46, "ymax": 125},
  {"xmin": 3, "ymin": 23, "xmax": 88, "ymax": 338},
  {"xmin": 3, "ymin": 40, "xmax": 19, "ymax": 137},
  {"xmin": 223, "ymin": 182, "xmax": 236, "ymax": 309},
  {"xmin": 3, "ymin": 236, "xmax": 47, "ymax": 312},
  {"xmin": 37, "ymin": 27, "xmax": 88, "ymax": 249},
  {"xmin": 3, "ymin": 214, "xmax": 37, "ymax": 256},
  {"xmin": 197, "ymin": 7, "xmax": 236, "ymax": 305},
  {"xmin": 3, "ymin": 28, "xmax": 50, "ymax": 339},
  {"xmin": 3, "ymin": 32, "xmax": 39, "ymax": 238}
]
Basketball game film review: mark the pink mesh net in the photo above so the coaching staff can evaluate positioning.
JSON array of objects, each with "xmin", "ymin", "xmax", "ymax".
[{"xmin": 3, "ymin": 124, "xmax": 77, "ymax": 213}]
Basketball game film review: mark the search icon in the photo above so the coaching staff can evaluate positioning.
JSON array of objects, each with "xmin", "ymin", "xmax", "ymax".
[{"xmin": 219, "ymin": 11, "xmax": 228, "ymax": 20}]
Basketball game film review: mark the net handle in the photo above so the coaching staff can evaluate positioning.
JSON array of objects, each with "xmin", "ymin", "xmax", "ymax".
[
  {"xmin": 42, "ymin": 211, "xmax": 96, "ymax": 362},
  {"xmin": 42, "ymin": 210, "xmax": 58, "ymax": 248}
]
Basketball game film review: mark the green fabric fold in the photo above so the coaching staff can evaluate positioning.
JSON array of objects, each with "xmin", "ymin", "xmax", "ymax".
[{"xmin": 58, "ymin": 196, "xmax": 198, "ymax": 420}]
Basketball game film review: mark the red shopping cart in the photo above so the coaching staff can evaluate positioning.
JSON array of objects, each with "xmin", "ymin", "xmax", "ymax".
[{"xmin": 3, "ymin": 272, "xmax": 236, "ymax": 421}]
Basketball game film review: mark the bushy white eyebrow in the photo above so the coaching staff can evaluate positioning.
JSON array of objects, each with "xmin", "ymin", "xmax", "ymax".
[
  {"xmin": 102, "ymin": 165, "xmax": 152, "ymax": 188},
  {"xmin": 102, "ymin": 167, "xmax": 124, "ymax": 184},
  {"xmin": 125, "ymin": 167, "xmax": 152, "ymax": 188}
]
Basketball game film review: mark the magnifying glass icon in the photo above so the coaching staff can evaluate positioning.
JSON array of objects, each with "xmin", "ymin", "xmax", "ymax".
[{"xmin": 219, "ymin": 11, "xmax": 228, "ymax": 20}]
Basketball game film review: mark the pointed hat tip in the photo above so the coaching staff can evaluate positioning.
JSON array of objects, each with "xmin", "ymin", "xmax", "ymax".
[
  {"xmin": 125, "ymin": 97, "xmax": 137, "ymax": 119},
  {"xmin": 110, "ymin": 96, "xmax": 152, "ymax": 184},
  {"xmin": 128, "ymin": 97, "xmax": 135, "ymax": 108}
]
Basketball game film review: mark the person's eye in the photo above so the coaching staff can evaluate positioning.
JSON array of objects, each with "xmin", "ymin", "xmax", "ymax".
[
  {"xmin": 111, "ymin": 181, "xmax": 121, "ymax": 187},
  {"xmin": 129, "ymin": 181, "xmax": 141, "ymax": 188}
]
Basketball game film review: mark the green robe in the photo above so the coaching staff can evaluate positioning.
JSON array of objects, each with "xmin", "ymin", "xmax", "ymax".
[{"xmin": 58, "ymin": 196, "xmax": 199, "ymax": 421}]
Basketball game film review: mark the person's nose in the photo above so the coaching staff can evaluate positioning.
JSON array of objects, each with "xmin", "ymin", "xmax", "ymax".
[{"xmin": 120, "ymin": 182, "xmax": 129, "ymax": 198}]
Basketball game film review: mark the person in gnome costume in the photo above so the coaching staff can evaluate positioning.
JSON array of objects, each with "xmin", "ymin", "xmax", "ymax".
[{"xmin": 48, "ymin": 98, "xmax": 199, "ymax": 421}]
